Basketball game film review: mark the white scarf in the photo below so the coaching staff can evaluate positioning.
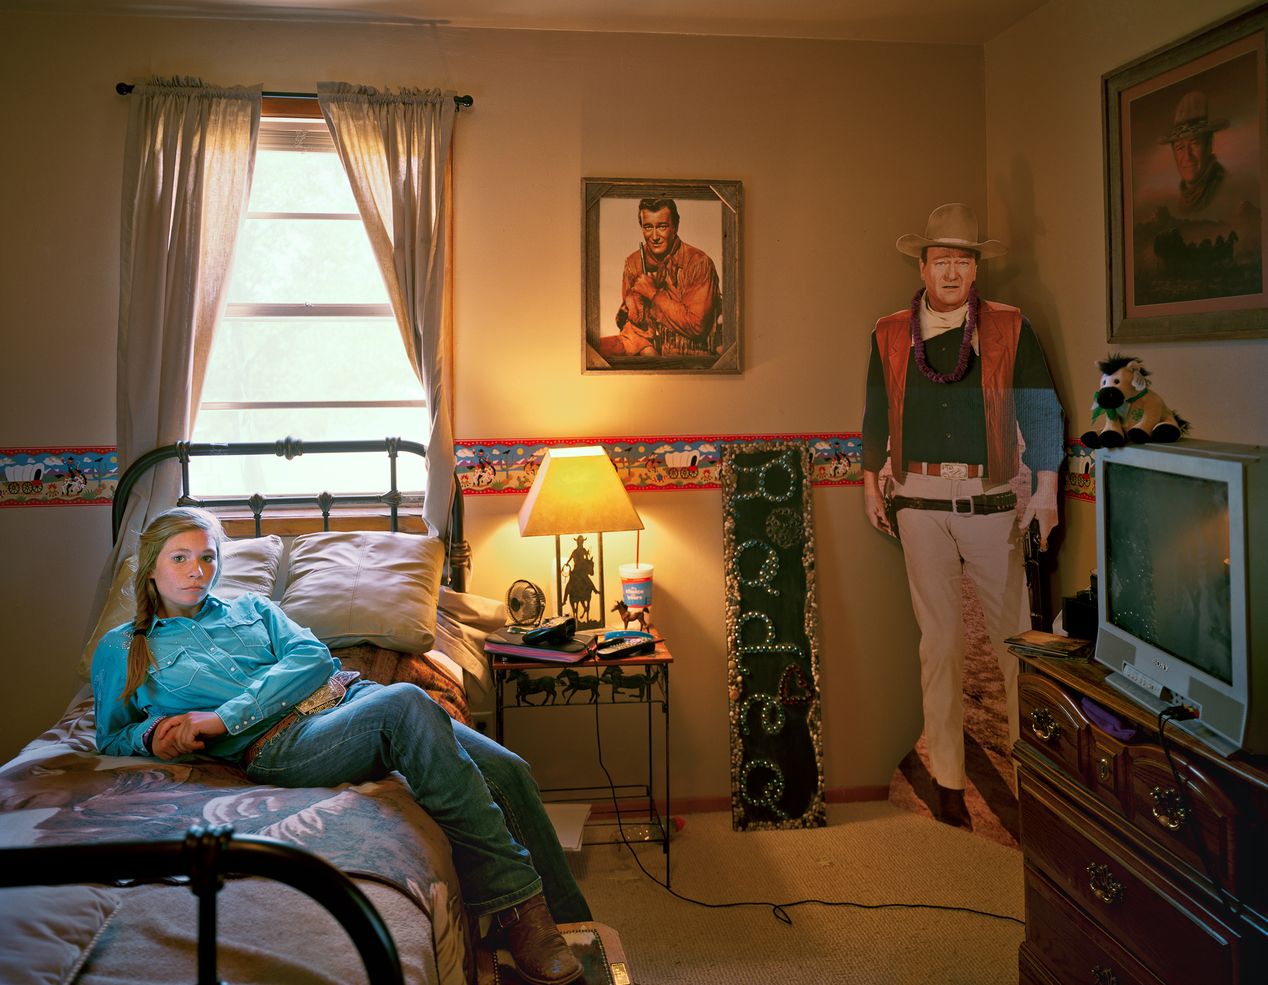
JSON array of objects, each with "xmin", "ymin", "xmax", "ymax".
[{"xmin": 919, "ymin": 294, "xmax": 979, "ymax": 353}]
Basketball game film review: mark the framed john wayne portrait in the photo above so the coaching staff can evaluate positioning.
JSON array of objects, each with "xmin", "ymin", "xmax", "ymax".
[
  {"xmin": 583, "ymin": 177, "xmax": 742, "ymax": 373},
  {"xmin": 1104, "ymin": 4, "xmax": 1268, "ymax": 343}
]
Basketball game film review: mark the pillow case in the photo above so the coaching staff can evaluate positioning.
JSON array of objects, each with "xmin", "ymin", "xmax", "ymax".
[
  {"xmin": 280, "ymin": 531, "xmax": 445, "ymax": 653},
  {"xmin": 216, "ymin": 534, "xmax": 286, "ymax": 599},
  {"xmin": 78, "ymin": 534, "xmax": 284, "ymax": 677},
  {"xmin": 0, "ymin": 885, "xmax": 121, "ymax": 984},
  {"xmin": 432, "ymin": 586, "xmax": 507, "ymax": 696}
]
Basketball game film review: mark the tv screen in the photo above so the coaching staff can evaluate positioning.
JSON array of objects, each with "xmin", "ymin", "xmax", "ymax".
[{"xmin": 1104, "ymin": 462, "xmax": 1233, "ymax": 685}]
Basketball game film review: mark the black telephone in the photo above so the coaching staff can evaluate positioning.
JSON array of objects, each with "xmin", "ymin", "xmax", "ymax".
[{"xmin": 522, "ymin": 615, "xmax": 577, "ymax": 646}]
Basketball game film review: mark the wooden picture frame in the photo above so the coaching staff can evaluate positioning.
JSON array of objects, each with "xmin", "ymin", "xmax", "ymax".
[
  {"xmin": 583, "ymin": 177, "xmax": 741, "ymax": 373},
  {"xmin": 1104, "ymin": 3, "xmax": 1268, "ymax": 342}
]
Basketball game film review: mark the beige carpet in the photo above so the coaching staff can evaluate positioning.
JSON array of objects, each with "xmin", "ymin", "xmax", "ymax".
[{"xmin": 572, "ymin": 802, "xmax": 1024, "ymax": 985}]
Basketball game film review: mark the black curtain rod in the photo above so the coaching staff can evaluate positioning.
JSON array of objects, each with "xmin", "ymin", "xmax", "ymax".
[{"xmin": 115, "ymin": 83, "xmax": 473, "ymax": 110}]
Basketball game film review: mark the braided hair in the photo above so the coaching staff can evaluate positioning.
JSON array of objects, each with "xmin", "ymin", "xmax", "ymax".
[{"xmin": 121, "ymin": 507, "xmax": 224, "ymax": 700}]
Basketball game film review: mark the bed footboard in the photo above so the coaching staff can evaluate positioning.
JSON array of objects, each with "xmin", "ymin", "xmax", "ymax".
[{"xmin": 0, "ymin": 824, "xmax": 405, "ymax": 985}]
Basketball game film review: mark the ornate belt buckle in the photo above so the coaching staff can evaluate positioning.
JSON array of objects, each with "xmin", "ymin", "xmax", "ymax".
[
  {"xmin": 942, "ymin": 462, "xmax": 969, "ymax": 480},
  {"xmin": 297, "ymin": 670, "xmax": 360, "ymax": 715}
]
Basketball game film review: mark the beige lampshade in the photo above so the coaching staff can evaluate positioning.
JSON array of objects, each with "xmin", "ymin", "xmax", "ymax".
[{"xmin": 518, "ymin": 446, "xmax": 644, "ymax": 536}]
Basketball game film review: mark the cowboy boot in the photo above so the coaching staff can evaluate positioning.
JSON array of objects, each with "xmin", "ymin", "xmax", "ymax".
[
  {"xmin": 934, "ymin": 781, "xmax": 972, "ymax": 829},
  {"xmin": 495, "ymin": 893, "xmax": 583, "ymax": 985}
]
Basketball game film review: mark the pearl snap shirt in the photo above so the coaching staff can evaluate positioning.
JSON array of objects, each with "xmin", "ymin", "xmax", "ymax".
[{"xmin": 92, "ymin": 593, "xmax": 338, "ymax": 759}]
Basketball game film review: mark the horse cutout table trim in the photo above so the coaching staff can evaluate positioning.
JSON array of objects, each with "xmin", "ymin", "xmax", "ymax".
[{"xmin": 722, "ymin": 440, "xmax": 825, "ymax": 831}]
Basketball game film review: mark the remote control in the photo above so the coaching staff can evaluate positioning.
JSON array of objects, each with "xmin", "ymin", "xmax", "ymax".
[
  {"xmin": 595, "ymin": 637, "xmax": 657, "ymax": 659},
  {"xmin": 523, "ymin": 615, "xmax": 576, "ymax": 645}
]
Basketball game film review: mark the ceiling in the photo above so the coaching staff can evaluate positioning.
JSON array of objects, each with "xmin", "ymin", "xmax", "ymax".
[{"xmin": 5, "ymin": 0, "xmax": 1051, "ymax": 45}]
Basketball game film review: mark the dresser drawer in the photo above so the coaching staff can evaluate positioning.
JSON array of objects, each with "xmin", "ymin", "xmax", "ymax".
[
  {"xmin": 1021, "ymin": 776, "xmax": 1235, "ymax": 985},
  {"xmin": 1023, "ymin": 866, "xmax": 1161, "ymax": 985},
  {"xmin": 1125, "ymin": 744, "xmax": 1238, "ymax": 890},
  {"xmin": 1019, "ymin": 673, "xmax": 1089, "ymax": 782}
]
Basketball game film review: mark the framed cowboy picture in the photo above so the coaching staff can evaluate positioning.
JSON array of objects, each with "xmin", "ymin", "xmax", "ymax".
[
  {"xmin": 1103, "ymin": 4, "xmax": 1268, "ymax": 342},
  {"xmin": 582, "ymin": 177, "xmax": 742, "ymax": 373}
]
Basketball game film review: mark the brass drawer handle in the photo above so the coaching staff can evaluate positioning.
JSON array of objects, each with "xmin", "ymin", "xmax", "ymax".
[
  {"xmin": 1086, "ymin": 862, "xmax": 1123, "ymax": 904},
  {"xmin": 1149, "ymin": 786, "xmax": 1188, "ymax": 831},
  {"xmin": 1097, "ymin": 756, "xmax": 1112, "ymax": 782},
  {"xmin": 1092, "ymin": 966, "xmax": 1118, "ymax": 985},
  {"xmin": 1030, "ymin": 706, "xmax": 1060, "ymax": 742}
]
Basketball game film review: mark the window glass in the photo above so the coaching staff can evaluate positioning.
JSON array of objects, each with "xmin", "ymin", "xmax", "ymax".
[{"xmin": 193, "ymin": 118, "xmax": 426, "ymax": 498}]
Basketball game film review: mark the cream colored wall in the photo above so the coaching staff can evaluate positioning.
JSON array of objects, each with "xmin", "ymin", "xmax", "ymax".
[
  {"xmin": 986, "ymin": 0, "xmax": 1268, "ymax": 606},
  {"xmin": 0, "ymin": 10, "xmax": 986, "ymax": 802}
]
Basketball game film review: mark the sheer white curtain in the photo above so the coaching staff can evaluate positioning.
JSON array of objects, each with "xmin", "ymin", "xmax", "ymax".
[
  {"xmin": 95, "ymin": 77, "xmax": 259, "ymax": 611},
  {"xmin": 317, "ymin": 82, "xmax": 457, "ymax": 539}
]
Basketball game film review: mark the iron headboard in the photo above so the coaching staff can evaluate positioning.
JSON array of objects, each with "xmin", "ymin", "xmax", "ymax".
[{"xmin": 111, "ymin": 437, "xmax": 469, "ymax": 591}]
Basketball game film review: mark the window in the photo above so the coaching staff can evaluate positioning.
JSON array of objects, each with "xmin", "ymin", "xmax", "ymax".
[{"xmin": 192, "ymin": 115, "xmax": 427, "ymax": 497}]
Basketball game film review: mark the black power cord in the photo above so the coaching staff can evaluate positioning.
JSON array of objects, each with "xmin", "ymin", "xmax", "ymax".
[
  {"xmin": 587, "ymin": 684, "xmax": 1023, "ymax": 928},
  {"xmin": 1156, "ymin": 706, "xmax": 1240, "ymax": 919}
]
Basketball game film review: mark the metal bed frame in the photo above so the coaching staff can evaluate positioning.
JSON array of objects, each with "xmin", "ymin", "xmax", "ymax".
[
  {"xmin": 0, "ymin": 825, "xmax": 405, "ymax": 985},
  {"xmin": 111, "ymin": 437, "xmax": 469, "ymax": 591},
  {"xmin": 0, "ymin": 437, "xmax": 475, "ymax": 983}
]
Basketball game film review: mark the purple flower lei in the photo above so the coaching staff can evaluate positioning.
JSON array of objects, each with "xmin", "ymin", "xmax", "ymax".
[{"xmin": 910, "ymin": 283, "xmax": 979, "ymax": 384}]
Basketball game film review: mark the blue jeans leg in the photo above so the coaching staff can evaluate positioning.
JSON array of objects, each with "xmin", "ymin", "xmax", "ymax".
[
  {"xmin": 450, "ymin": 718, "xmax": 593, "ymax": 923},
  {"xmin": 245, "ymin": 681, "xmax": 542, "ymax": 915}
]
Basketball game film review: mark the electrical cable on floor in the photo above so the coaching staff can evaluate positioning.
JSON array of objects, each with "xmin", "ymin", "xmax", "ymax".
[{"xmin": 589, "ymin": 688, "xmax": 1024, "ymax": 928}]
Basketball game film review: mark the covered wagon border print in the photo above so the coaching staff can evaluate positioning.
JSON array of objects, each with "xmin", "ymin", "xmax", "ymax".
[{"xmin": 0, "ymin": 447, "xmax": 118, "ymax": 507}]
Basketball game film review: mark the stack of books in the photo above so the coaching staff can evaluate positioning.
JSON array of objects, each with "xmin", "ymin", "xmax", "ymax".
[
  {"xmin": 1005, "ymin": 629, "xmax": 1094, "ymax": 660},
  {"xmin": 484, "ymin": 627, "xmax": 599, "ymax": 663}
]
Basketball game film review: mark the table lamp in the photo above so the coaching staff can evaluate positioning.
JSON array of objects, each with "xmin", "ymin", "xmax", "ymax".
[{"xmin": 518, "ymin": 446, "xmax": 643, "ymax": 631}]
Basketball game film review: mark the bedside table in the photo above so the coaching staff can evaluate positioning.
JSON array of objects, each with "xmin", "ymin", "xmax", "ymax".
[{"xmin": 488, "ymin": 640, "xmax": 674, "ymax": 885}]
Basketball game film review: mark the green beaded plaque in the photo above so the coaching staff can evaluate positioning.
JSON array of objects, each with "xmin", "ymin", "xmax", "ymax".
[{"xmin": 723, "ymin": 441, "xmax": 824, "ymax": 831}]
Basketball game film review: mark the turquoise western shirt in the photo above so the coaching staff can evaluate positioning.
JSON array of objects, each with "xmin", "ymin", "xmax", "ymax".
[{"xmin": 92, "ymin": 593, "xmax": 339, "ymax": 760}]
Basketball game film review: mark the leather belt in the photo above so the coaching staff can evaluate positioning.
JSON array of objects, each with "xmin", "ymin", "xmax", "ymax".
[
  {"xmin": 891, "ymin": 491, "xmax": 1016, "ymax": 516},
  {"xmin": 905, "ymin": 461, "xmax": 987, "ymax": 480},
  {"xmin": 241, "ymin": 670, "xmax": 360, "ymax": 769}
]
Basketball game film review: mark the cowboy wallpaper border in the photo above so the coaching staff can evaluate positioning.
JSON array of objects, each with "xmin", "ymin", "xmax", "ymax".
[
  {"xmin": 0, "ymin": 447, "xmax": 118, "ymax": 507},
  {"xmin": 457, "ymin": 434, "xmax": 860, "ymax": 494},
  {"xmin": 1104, "ymin": 3, "xmax": 1268, "ymax": 343},
  {"xmin": 582, "ymin": 177, "xmax": 742, "ymax": 374},
  {"xmin": 1, "ymin": 438, "xmax": 1096, "ymax": 505}
]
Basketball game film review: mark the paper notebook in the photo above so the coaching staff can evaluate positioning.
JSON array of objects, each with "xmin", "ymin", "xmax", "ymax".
[{"xmin": 484, "ymin": 628, "xmax": 599, "ymax": 663}]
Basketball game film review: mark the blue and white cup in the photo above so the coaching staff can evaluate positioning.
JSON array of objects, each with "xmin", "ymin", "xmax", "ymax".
[{"xmin": 619, "ymin": 563, "xmax": 653, "ymax": 609}]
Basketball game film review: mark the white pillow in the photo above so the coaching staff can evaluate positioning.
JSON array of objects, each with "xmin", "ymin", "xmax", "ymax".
[
  {"xmin": 217, "ymin": 534, "xmax": 286, "ymax": 599},
  {"xmin": 0, "ymin": 885, "xmax": 121, "ymax": 984},
  {"xmin": 79, "ymin": 535, "xmax": 284, "ymax": 677},
  {"xmin": 431, "ymin": 586, "xmax": 507, "ymax": 694},
  {"xmin": 279, "ymin": 531, "xmax": 445, "ymax": 653}
]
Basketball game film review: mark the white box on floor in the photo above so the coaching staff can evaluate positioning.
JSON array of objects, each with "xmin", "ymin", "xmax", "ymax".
[{"xmin": 543, "ymin": 802, "xmax": 591, "ymax": 852}]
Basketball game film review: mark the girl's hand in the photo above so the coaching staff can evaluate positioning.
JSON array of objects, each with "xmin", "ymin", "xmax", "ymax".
[{"xmin": 152, "ymin": 711, "xmax": 226, "ymax": 759}]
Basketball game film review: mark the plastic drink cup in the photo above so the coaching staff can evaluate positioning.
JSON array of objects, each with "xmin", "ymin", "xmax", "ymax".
[{"xmin": 619, "ymin": 563, "xmax": 653, "ymax": 609}]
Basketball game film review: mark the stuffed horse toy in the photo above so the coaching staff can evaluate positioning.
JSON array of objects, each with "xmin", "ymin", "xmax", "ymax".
[{"xmin": 1081, "ymin": 354, "xmax": 1188, "ymax": 448}]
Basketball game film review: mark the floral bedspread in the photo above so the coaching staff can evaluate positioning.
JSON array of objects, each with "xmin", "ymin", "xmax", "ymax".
[{"xmin": 0, "ymin": 690, "xmax": 462, "ymax": 922}]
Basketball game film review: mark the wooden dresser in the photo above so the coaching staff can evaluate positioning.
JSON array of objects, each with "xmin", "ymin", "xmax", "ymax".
[{"xmin": 1012, "ymin": 653, "xmax": 1268, "ymax": 985}]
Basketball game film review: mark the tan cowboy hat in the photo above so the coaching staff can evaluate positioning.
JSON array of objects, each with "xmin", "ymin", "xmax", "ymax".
[
  {"xmin": 896, "ymin": 203, "xmax": 1006, "ymax": 260},
  {"xmin": 1158, "ymin": 90, "xmax": 1229, "ymax": 145}
]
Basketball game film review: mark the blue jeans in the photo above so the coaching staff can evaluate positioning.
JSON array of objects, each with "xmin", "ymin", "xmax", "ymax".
[{"xmin": 244, "ymin": 681, "xmax": 591, "ymax": 921}]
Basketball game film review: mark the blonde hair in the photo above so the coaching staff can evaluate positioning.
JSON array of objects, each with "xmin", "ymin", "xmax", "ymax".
[{"xmin": 121, "ymin": 507, "xmax": 224, "ymax": 700}]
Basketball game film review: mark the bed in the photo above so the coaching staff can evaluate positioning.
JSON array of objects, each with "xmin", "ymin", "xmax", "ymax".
[{"xmin": 0, "ymin": 439, "xmax": 508, "ymax": 985}]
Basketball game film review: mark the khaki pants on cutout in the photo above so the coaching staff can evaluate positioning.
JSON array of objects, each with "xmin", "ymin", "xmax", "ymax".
[{"xmin": 894, "ymin": 472, "xmax": 1030, "ymax": 790}]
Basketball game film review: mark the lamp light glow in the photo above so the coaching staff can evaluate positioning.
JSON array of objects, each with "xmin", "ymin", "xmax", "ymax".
[
  {"xmin": 517, "ymin": 446, "xmax": 643, "ymax": 629},
  {"xmin": 518, "ymin": 446, "xmax": 643, "ymax": 536}
]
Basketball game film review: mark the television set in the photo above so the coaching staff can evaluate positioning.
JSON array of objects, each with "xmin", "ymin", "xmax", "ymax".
[{"xmin": 1094, "ymin": 440, "xmax": 1268, "ymax": 757}]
